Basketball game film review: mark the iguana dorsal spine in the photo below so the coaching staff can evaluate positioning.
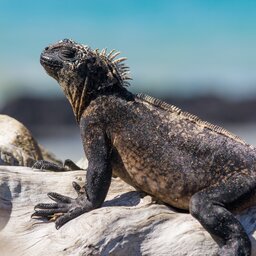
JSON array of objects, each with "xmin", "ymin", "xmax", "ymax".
[{"xmin": 136, "ymin": 93, "xmax": 248, "ymax": 146}]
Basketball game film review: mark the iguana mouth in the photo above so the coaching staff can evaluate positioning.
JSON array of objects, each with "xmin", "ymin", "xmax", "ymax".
[{"xmin": 40, "ymin": 54, "xmax": 63, "ymax": 70}]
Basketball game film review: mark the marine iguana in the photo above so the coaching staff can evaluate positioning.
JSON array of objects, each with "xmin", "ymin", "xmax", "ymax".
[
  {"xmin": 32, "ymin": 38, "xmax": 256, "ymax": 256},
  {"xmin": 0, "ymin": 114, "xmax": 78, "ymax": 170}
]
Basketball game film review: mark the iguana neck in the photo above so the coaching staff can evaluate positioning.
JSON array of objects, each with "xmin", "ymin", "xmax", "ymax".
[
  {"xmin": 63, "ymin": 82, "xmax": 88, "ymax": 123},
  {"xmin": 66, "ymin": 81, "xmax": 134, "ymax": 123}
]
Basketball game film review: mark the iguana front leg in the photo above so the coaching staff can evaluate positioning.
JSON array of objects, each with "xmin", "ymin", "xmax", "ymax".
[
  {"xmin": 32, "ymin": 122, "xmax": 112, "ymax": 229},
  {"xmin": 32, "ymin": 159, "xmax": 81, "ymax": 172}
]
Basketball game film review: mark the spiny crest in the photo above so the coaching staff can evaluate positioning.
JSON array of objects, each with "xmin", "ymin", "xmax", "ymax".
[
  {"xmin": 136, "ymin": 93, "xmax": 249, "ymax": 146},
  {"xmin": 95, "ymin": 47, "xmax": 132, "ymax": 87},
  {"xmin": 58, "ymin": 39, "xmax": 132, "ymax": 87}
]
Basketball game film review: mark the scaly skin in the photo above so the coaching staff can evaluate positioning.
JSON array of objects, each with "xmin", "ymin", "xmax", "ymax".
[{"xmin": 32, "ymin": 39, "xmax": 256, "ymax": 256}]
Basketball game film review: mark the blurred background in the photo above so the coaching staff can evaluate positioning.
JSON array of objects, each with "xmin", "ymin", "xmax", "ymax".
[{"xmin": 1, "ymin": 0, "xmax": 256, "ymax": 161}]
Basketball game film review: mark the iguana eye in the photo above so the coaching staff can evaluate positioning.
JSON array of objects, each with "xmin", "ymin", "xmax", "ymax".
[{"xmin": 59, "ymin": 48, "xmax": 76, "ymax": 60}]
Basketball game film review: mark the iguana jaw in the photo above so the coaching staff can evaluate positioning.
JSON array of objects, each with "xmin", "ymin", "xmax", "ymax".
[{"xmin": 40, "ymin": 53, "xmax": 63, "ymax": 80}]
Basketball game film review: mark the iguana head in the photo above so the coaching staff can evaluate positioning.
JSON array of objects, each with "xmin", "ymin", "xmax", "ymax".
[{"xmin": 40, "ymin": 39, "xmax": 131, "ymax": 121}]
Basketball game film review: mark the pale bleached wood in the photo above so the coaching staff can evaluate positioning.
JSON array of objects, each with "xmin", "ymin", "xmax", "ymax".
[{"xmin": 1, "ymin": 166, "xmax": 256, "ymax": 256}]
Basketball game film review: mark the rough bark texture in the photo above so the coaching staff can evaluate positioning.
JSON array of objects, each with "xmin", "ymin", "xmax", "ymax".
[
  {"xmin": 1, "ymin": 166, "xmax": 256, "ymax": 256},
  {"xmin": 0, "ymin": 114, "xmax": 63, "ymax": 167}
]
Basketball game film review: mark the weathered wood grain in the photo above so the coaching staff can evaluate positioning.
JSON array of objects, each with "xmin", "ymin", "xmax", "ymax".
[{"xmin": 1, "ymin": 166, "xmax": 256, "ymax": 256}]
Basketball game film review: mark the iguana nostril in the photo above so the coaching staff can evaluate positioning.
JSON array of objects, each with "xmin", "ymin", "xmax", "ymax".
[{"xmin": 45, "ymin": 46, "xmax": 49, "ymax": 51}]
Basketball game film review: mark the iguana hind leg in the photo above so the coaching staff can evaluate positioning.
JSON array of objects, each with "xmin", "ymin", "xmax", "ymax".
[{"xmin": 190, "ymin": 172, "xmax": 256, "ymax": 256}]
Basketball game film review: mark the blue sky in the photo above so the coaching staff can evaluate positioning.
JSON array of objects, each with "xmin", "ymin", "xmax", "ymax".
[{"xmin": 1, "ymin": 0, "xmax": 256, "ymax": 100}]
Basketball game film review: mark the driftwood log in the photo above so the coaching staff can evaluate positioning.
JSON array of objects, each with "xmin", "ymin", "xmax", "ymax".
[{"xmin": 1, "ymin": 165, "xmax": 256, "ymax": 256}]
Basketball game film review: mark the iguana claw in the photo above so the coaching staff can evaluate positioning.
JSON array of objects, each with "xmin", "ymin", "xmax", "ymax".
[{"xmin": 32, "ymin": 181, "xmax": 93, "ymax": 229}]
